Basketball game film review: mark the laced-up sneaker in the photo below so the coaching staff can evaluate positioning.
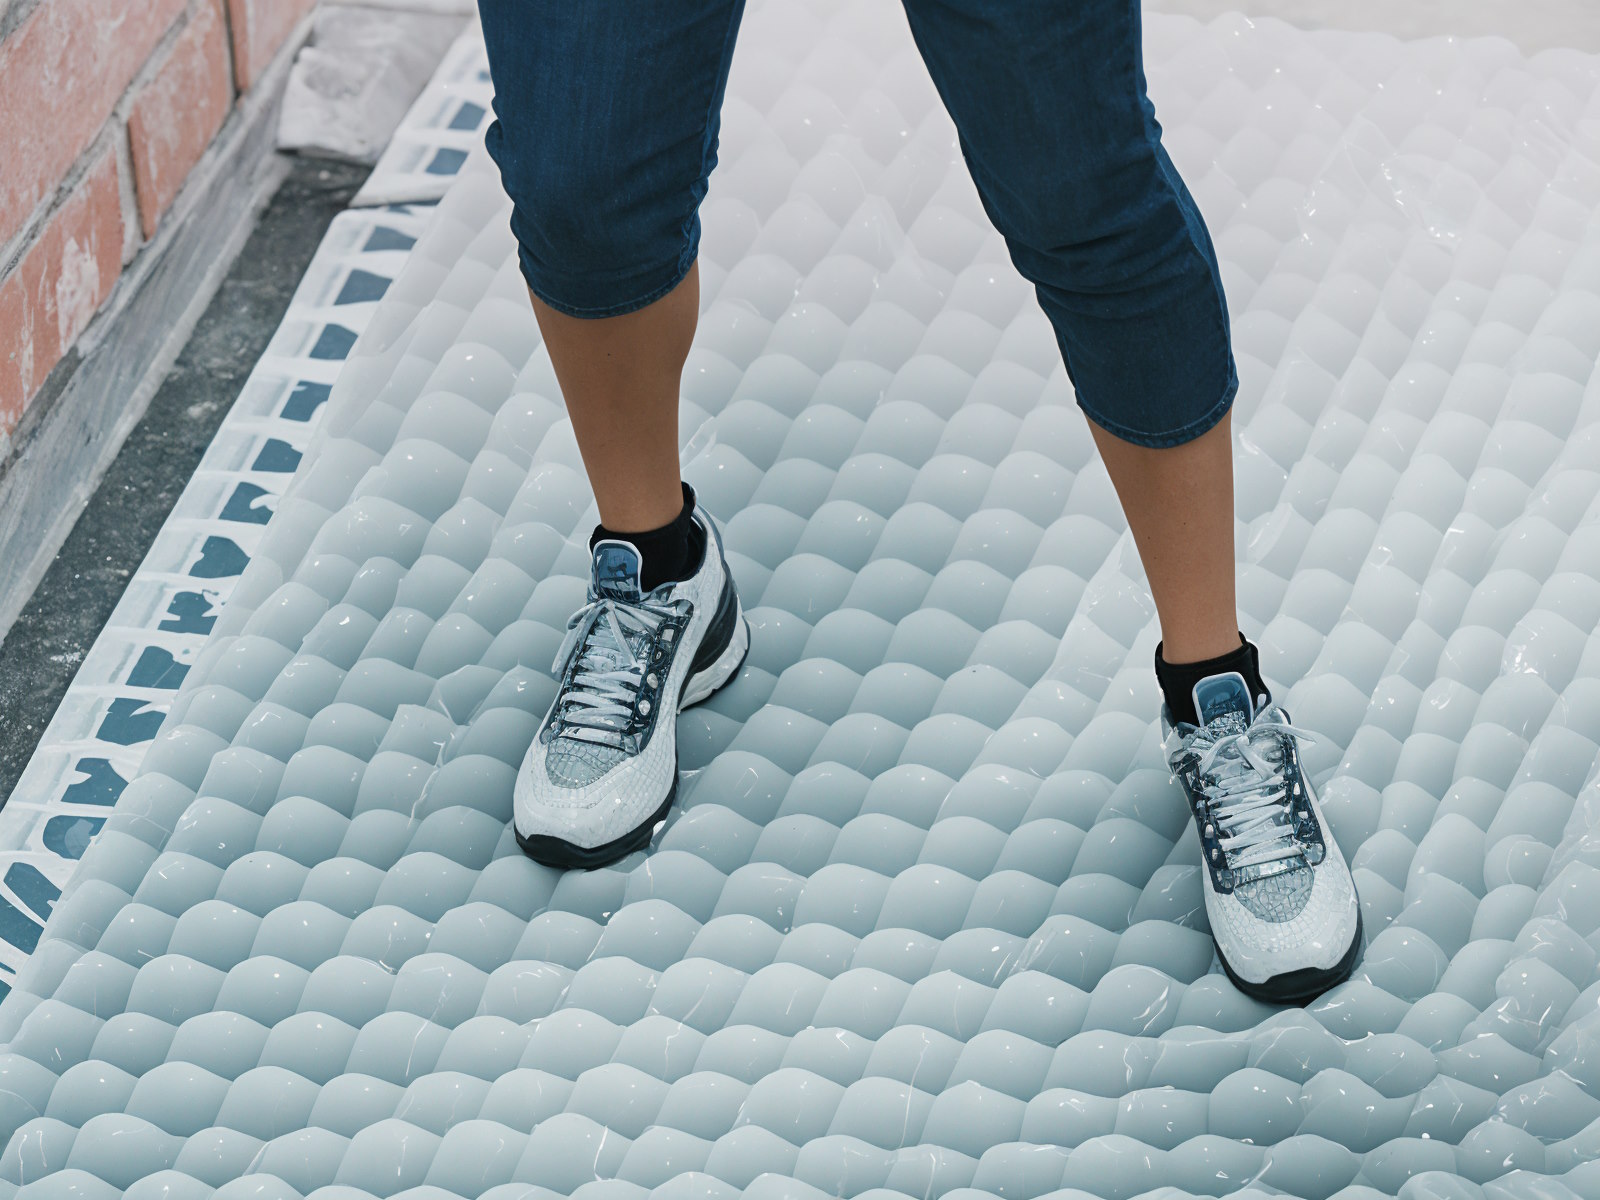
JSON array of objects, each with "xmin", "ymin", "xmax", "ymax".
[
  {"xmin": 515, "ymin": 490, "xmax": 749, "ymax": 868},
  {"xmin": 1163, "ymin": 671, "xmax": 1363, "ymax": 1002}
]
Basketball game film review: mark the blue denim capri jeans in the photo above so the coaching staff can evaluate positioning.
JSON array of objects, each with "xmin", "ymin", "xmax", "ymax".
[{"xmin": 477, "ymin": 0, "xmax": 1238, "ymax": 449}]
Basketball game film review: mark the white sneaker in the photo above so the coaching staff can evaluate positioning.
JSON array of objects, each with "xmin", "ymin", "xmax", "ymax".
[
  {"xmin": 1163, "ymin": 671, "xmax": 1363, "ymax": 1002},
  {"xmin": 515, "ymin": 489, "xmax": 749, "ymax": 868}
]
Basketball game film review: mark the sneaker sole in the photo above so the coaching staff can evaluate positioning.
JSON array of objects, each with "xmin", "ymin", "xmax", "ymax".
[
  {"xmin": 1217, "ymin": 909, "xmax": 1365, "ymax": 1005},
  {"xmin": 516, "ymin": 604, "xmax": 751, "ymax": 870}
]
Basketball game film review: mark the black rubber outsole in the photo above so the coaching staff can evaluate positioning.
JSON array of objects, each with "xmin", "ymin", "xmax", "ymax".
[
  {"xmin": 516, "ymin": 618, "xmax": 752, "ymax": 871},
  {"xmin": 1218, "ymin": 909, "xmax": 1365, "ymax": 1005},
  {"xmin": 517, "ymin": 775, "xmax": 679, "ymax": 869}
]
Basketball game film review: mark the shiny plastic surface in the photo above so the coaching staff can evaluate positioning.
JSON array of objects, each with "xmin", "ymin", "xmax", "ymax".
[{"xmin": 2, "ymin": 3, "xmax": 1600, "ymax": 1197}]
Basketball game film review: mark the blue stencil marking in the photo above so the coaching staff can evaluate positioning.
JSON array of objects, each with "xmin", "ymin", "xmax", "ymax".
[
  {"xmin": 159, "ymin": 591, "xmax": 218, "ymax": 634},
  {"xmin": 190, "ymin": 537, "xmax": 249, "ymax": 579},
  {"xmin": 44, "ymin": 816, "xmax": 105, "ymax": 861},
  {"xmin": 363, "ymin": 226, "xmax": 417, "ymax": 253},
  {"xmin": 5, "ymin": 863, "xmax": 58, "ymax": 922},
  {"xmin": 220, "ymin": 482, "xmax": 274, "ymax": 525},
  {"xmin": 427, "ymin": 148, "xmax": 469, "ymax": 176},
  {"xmin": 96, "ymin": 699, "xmax": 165, "ymax": 746},
  {"xmin": 309, "ymin": 325, "xmax": 358, "ymax": 361},
  {"xmin": 252, "ymin": 438, "xmax": 302, "ymax": 473},
  {"xmin": 335, "ymin": 269, "xmax": 391, "ymax": 306},
  {"xmin": 62, "ymin": 759, "xmax": 128, "ymax": 807},
  {"xmin": 126, "ymin": 647, "xmax": 189, "ymax": 690},
  {"xmin": 449, "ymin": 101, "xmax": 487, "ymax": 131},
  {"xmin": 0, "ymin": 900, "xmax": 42, "ymax": 959},
  {"xmin": 281, "ymin": 381, "xmax": 331, "ymax": 422}
]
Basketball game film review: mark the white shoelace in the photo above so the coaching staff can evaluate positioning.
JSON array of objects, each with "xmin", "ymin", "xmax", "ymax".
[
  {"xmin": 550, "ymin": 597, "xmax": 679, "ymax": 747},
  {"xmin": 1194, "ymin": 709, "xmax": 1319, "ymax": 871}
]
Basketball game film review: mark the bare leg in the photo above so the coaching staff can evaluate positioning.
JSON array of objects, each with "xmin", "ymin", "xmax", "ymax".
[
  {"xmin": 529, "ymin": 262, "xmax": 701, "ymax": 533},
  {"xmin": 1088, "ymin": 411, "xmax": 1241, "ymax": 664}
]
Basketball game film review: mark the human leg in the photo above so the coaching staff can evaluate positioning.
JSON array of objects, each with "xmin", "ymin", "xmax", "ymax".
[
  {"xmin": 478, "ymin": 0, "xmax": 751, "ymax": 866},
  {"xmin": 899, "ymin": 0, "xmax": 1244, "ymax": 688},
  {"xmin": 1088, "ymin": 413, "xmax": 1240, "ymax": 664},
  {"xmin": 903, "ymin": 0, "xmax": 1361, "ymax": 998},
  {"xmin": 479, "ymin": 0, "xmax": 746, "ymax": 551},
  {"xmin": 528, "ymin": 266, "xmax": 699, "ymax": 541}
]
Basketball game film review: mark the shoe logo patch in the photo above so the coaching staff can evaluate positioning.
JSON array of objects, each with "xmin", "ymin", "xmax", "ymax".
[
  {"xmin": 594, "ymin": 540, "xmax": 643, "ymax": 602},
  {"xmin": 1193, "ymin": 671, "xmax": 1253, "ymax": 726}
]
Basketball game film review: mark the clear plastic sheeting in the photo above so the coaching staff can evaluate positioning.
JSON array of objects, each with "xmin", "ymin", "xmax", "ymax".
[
  {"xmin": 3, "ymin": 3, "xmax": 1600, "ymax": 1198},
  {"xmin": 350, "ymin": 24, "xmax": 490, "ymax": 207},
  {"xmin": 0, "ymin": 199, "xmax": 440, "ymax": 990}
]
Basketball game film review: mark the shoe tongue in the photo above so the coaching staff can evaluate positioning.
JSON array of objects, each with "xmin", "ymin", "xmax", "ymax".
[
  {"xmin": 593, "ymin": 539, "xmax": 643, "ymax": 603},
  {"xmin": 1192, "ymin": 670, "xmax": 1255, "ymax": 729}
]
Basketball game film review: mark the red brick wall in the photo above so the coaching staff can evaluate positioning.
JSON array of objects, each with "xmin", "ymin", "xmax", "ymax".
[
  {"xmin": 0, "ymin": 0, "xmax": 316, "ymax": 448},
  {"xmin": 227, "ymin": 0, "xmax": 315, "ymax": 92}
]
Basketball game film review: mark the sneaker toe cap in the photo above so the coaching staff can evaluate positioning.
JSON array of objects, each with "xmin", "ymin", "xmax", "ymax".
[
  {"xmin": 1212, "ymin": 865, "xmax": 1362, "ymax": 984},
  {"xmin": 513, "ymin": 738, "xmax": 675, "ymax": 849}
]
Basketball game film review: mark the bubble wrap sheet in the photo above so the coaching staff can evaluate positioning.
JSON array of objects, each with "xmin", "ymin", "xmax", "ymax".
[{"xmin": 4, "ymin": 4, "xmax": 1600, "ymax": 1197}]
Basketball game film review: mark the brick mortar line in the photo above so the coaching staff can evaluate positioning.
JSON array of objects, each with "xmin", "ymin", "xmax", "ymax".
[
  {"xmin": 0, "ymin": 0, "xmax": 43, "ymax": 46},
  {"xmin": 0, "ymin": 157, "xmax": 370, "ymax": 810},
  {"xmin": 127, "ymin": 0, "xmax": 244, "ymax": 240},
  {"xmin": 113, "ymin": 1, "xmax": 198, "ymax": 123},
  {"xmin": 0, "ymin": 10, "xmax": 314, "ymax": 631},
  {"xmin": 111, "ymin": 122, "xmax": 142, "ymax": 268},
  {"xmin": 107, "ymin": 0, "xmax": 210, "ymax": 255},
  {"xmin": 8, "ymin": 7, "xmax": 316, "ymax": 399},
  {"xmin": 216, "ymin": 0, "xmax": 241, "ymax": 108},
  {"xmin": 1, "ymin": 0, "xmax": 294, "ymax": 447},
  {"xmin": 62, "ymin": 12, "xmax": 314, "ymax": 376},
  {"xmin": 0, "ymin": 3, "xmax": 194, "ymax": 285}
]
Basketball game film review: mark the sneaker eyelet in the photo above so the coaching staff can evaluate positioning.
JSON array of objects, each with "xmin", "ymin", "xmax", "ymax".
[
  {"xmin": 640, "ymin": 700, "xmax": 651, "ymax": 716},
  {"xmin": 647, "ymin": 673, "xmax": 658, "ymax": 689}
]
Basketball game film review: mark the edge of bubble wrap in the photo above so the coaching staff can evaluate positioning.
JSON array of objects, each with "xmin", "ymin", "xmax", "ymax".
[{"xmin": 0, "ymin": 26, "xmax": 501, "ymax": 991}]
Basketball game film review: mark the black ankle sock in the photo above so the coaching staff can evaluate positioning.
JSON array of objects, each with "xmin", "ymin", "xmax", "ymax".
[
  {"xmin": 590, "ymin": 482, "xmax": 703, "ymax": 592},
  {"xmin": 1155, "ymin": 634, "xmax": 1270, "ymax": 726}
]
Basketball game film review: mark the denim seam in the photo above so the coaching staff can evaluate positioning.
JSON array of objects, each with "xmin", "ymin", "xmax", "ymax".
[
  {"xmin": 510, "ymin": 2, "xmax": 745, "ymax": 320},
  {"xmin": 1157, "ymin": 145, "xmax": 1237, "ymax": 398},
  {"xmin": 1072, "ymin": 2, "xmax": 1237, "ymax": 449},
  {"xmin": 1146, "ymin": 151, "xmax": 1239, "ymax": 445},
  {"xmin": 1078, "ymin": 162, "xmax": 1237, "ymax": 447},
  {"xmin": 519, "ymin": 244, "xmax": 692, "ymax": 320},
  {"xmin": 675, "ymin": 0, "xmax": 746, "ymax": 282},
  {"xmin": 1079, "ymin": 366, "xmax": 1238, "ymax": 449}
]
